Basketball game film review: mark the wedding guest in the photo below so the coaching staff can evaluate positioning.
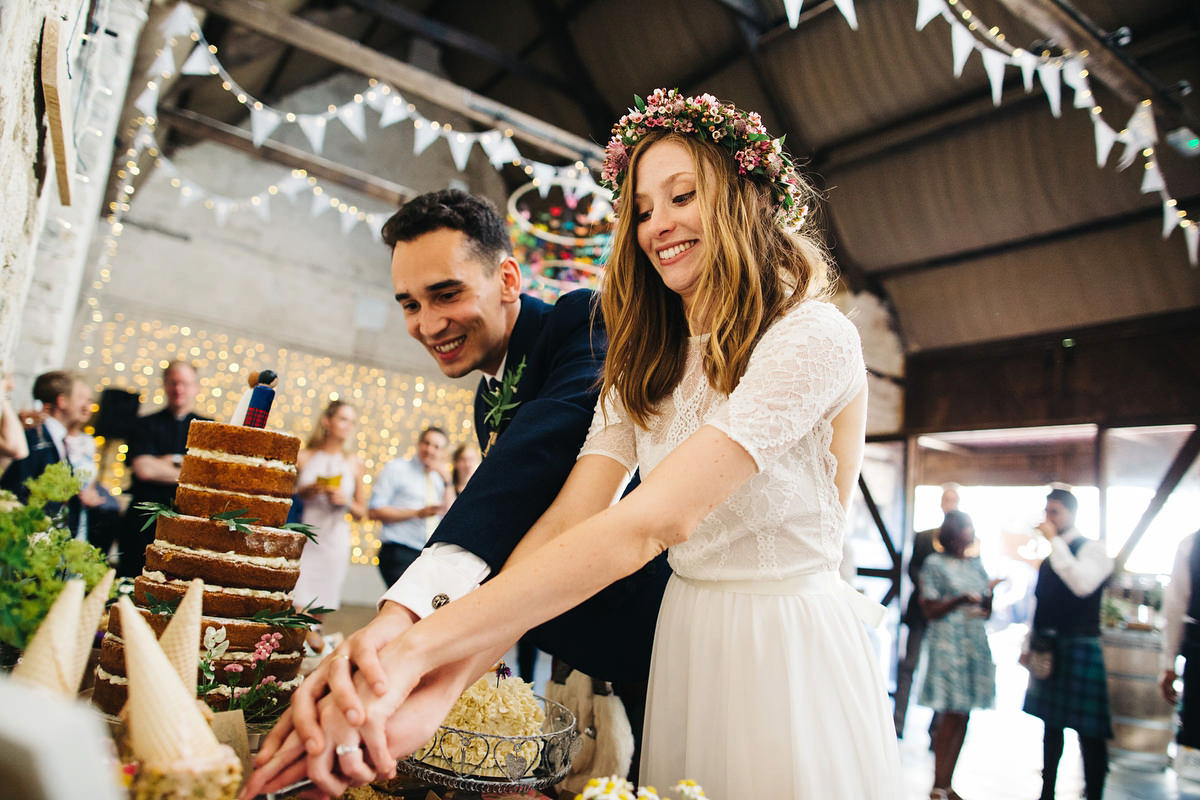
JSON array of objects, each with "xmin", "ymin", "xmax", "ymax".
[
  {"xmin": 896, "ymin": 482, "xmax": 960, "ymax": 739},
  {"xmin": 449, "ymin": 441, "xmax": 480, "ymax": 498},
  {"xmin": 118, "ymin": 361, "xmax": 208, "ymax": 577},
  {"xmin": 0, "ymin": 370, "xmax": 93, "ymax": 534},
  {"xmin": 293, "ymin": 400, "xmax": 368, "ymax": 649},
  {"xmin": 1161, "ymin": 528, "xmax": 1200, "ymax": 776},
  {"xmin": 0, "ymin": 374, "xmax": 30, "ymax": 473},
  {"xmin": 1022, "ymin": 486, "xmax": 1113, "ymax": 800},
  {"xmin": 64, "ymin": 388, "xmax": 121, "ymax": 551},
  {"xmin": 368, "ymin": 427, "xmax": 451, "ymax": 587},
  {"xmin": 919, "ymin": 510, "xmax": 996, "ymax": 800},
  {"xmin": 245, "ymin": 89, "xmax": 899, "ymax": 799}
]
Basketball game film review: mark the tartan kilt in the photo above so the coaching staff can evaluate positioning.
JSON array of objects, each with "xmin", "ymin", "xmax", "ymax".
[{"xmin": 1023, "ymin": 635, "xmax": 1113, "ymax": 739}]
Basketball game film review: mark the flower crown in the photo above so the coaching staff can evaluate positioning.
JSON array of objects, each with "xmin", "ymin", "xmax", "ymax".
[{"xmin": 600, "ymin": 88, "xmax": 808, "ymax": 230}]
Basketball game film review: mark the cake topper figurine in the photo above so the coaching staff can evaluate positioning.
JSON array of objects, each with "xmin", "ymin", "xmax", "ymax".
[{"xmin": 231, "ymin": 369, "xmax": 278, "ymax": 428}]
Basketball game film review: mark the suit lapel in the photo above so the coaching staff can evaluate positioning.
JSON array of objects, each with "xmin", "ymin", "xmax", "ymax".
[{"xmin": 475, "ymin": 294, "xmax": 550, "ymax": 455}]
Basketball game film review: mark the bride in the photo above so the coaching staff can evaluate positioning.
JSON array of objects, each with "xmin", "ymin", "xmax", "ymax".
[{"xmin": 244, "ymin": 88, "xmax": 901, "ymax": 799}]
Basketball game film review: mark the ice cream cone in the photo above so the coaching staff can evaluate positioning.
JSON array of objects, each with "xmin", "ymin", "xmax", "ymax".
[
  {"xmin": 118, "ymin": 596, "xmax": 222, "ymax": 767},
  {"xmin": 71, "ymin": 568, "xmax": 115, "ymax": 692},
  {"xmin": 158, "ymin": 578, "xmax": 203, "ymax": 695},
  {"xmin": 11, "ymin": 579, "xmax": 85, "ymax": 695}
]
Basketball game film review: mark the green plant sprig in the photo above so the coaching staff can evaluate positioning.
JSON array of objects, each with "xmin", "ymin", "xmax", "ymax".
[
  {"xmin": 250, "ymin": 599, "xmax": 333, "ymax": 629},
  {"xmin": 133, "ymin": 501, "xmax": 177, "ymax": 532},
  {"xmin": 281, "ymin": 521, "xmax": 319, "ymax": 543}
]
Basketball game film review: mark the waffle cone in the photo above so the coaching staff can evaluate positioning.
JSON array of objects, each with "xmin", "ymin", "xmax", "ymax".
[
  {"xmin": 71, "ymin": 569, "xmax": 115, "ymax": 691},
  {"xmin": 158, "ymin": 578, "xmax": 203, "ymax": 695},
  {"xmin": 11, "ymin": 579, "xmax": 85, "ymax": 695},
  {"xmin": 118, "ymin": 597, "xmax": 222, "ymax": 767}
]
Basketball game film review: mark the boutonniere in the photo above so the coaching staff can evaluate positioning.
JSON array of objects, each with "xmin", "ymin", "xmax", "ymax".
[{"xmin": 482, "ymin": 357, "xmax": 525, "ymax": 456}]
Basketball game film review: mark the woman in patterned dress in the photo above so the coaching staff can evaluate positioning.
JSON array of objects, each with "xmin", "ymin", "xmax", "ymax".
[{"xmin": 919, "ymin": 509, "xmax": 997, "ymax": 800}]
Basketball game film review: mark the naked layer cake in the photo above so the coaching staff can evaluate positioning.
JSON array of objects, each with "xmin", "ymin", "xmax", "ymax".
[{"xmin": 93, "ymin": 420, "xmax": 306, "ymax": 714}]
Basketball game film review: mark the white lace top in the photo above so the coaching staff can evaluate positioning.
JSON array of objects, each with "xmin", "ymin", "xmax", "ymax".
[{"xmin": 579, "ymin": 301, "xmax": 866, "ymax": 582}]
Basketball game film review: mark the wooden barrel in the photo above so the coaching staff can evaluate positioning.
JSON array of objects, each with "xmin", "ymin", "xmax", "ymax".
[{"xmin": 1102, "ymin": 627, "xmax": 1175, "ymax": 768}]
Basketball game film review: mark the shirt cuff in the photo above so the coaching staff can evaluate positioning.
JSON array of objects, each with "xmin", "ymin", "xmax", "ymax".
[{"xmin": 378, "ymin": 543, "xmax": 491, "ymax": 618}]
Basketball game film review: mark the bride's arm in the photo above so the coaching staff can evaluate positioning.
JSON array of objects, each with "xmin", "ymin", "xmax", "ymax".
[{"xmin": 371, "ymin": 425, "xmax": 758, "ymax": 721}]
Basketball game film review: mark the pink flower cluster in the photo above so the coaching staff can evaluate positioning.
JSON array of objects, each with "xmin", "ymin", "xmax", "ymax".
[
  {"xmin": 600, "ymin": 88, "xmax": 808, "ymax": 230},
  {"xmin": 251, "ymin": 631, "xmax": 283, "ymax": 666}
]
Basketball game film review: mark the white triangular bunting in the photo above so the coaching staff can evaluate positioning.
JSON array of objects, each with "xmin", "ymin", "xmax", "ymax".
[
  {"xmin": 1128, "ymin": 104, "xmax": 1158, "ymax": 144},
  {"xmin": 1184, "ymin": 224, "xmax": 1198, "ymax": 266},
  {"xmin": 531, "ymin": 162, "xmax": 557, "ymax": 198},
  {"xmin": 149, "ymin": 48, "xmax": 177, "ymax": 81},
  {"xmin": 277, "ymin": 173, "xmax": 309, "ymax": 200},
  {"xmin": 783, "ymin": 0, "xmax": 803, "ymax": 28},
  {"xmin": 311, "ymin": 192, "xmax": 332, "ymax": 217},
  {"xmin": 833, "ymin": 0, "xmax": 858, "ymax": 30},
  {"xmin": 1062, "ymin": 57, "xmax": 1093, "ymax": 109},
  {"xmin": 251, "ymin": 195, "xmax": 270, "ymax": 223},
  {"xmin": 337, "ymin": 103, "xmax": 367, "ymax": 141},
  {"xmin": 213, "ymin": 200, "xmax": 230, "ymax": 227},
  {"xmin": 1141, "ymin": 161, "xmax": 1165, "ymax": 194},
  {"xmin": 379, "ymin": 96, "xmax": 410, "ymax": 128},
  {"xmin": 950, "ymin": 22, "xmax": 976, "ymax": 78},
  {"xmin": 1037, "ymin": 62, "xmax": 1062, "ymax": 118},
  {"xmin": 447, "ymin": 134, "xmax": 475, "ymax": 171},
  {"xmin": 1092, "ymin": 115, "xmax": 1117, "ymax": 168},
  {"xmin": 1011, "ymin": 50, "xmax": 1038, "ymax": 92},
  {"xmin": 1115, "ymin": 131, "xmax": 1139, "ymax": 171},
  {"xmin": 1163, "ymin": 201, "xmax": 1180, "ymax": 239},
  {"xmin": 480, "ymin": 133, "xmax": 509, "ymax": 169},
  {"xmin": 413, "ymin": 123, "xmax": 440, "ymax": 156},
  {"xmin": 915, "ymin": 0, "xmax": 947, "ymax": 31},
  {"xmin": 180, "ymin": 44, "xmax": 215, "ymax": 76},
  {"xmin": 980, "ymin": 48, "xmax": 1009, "ymax": 106},
  {"xmin": 178, "ymin": 186, "xmax": 198, "ymax": 208},
  {"xmin": 366, "ymin": 213, "xmax": 384, "ymax": 243},
  {"xmin": 339, "ymin": 211, "xmax": 358, "ymax": 235},
  {"xmin": 297, "ymin": 115, "xmax": 327, "ymax": 154},
  {"xmin": 134, "ymin": 85, "xmax": 159, "ymax": 116},
  {"xmin": 250, "ymin": 107, "xmax": 282, "ymax": 147},
  {"xmin": 158, "ymin": 2, "xmax": 196, "ymax": 39}
]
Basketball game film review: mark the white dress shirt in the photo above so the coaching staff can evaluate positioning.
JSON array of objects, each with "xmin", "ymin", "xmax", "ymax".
[{"xmin": 1162, "ymin": 532, "xmax": 1196, "ymax": 672}]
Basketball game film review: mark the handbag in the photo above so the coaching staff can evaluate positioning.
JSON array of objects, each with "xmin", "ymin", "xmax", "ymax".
[{"xmin": 1027, "ymin": 634, "xmax": 1056, "ymax": 681}]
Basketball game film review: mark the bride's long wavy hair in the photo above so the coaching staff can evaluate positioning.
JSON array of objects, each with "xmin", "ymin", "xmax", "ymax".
[{"xmin": 598, "ymin": 131, "xmax": 834, "ymax": 428}]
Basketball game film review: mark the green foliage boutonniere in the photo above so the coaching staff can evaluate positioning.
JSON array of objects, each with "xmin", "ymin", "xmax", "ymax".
[{"xmin": 483, "ymin": 357, "xmax": 526, "ymax": 430}]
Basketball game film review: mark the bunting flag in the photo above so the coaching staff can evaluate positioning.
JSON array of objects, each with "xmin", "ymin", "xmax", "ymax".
[
  {"xmin": 1163, "ymin": 200, "xmax": 1180, "ymax": 238},
  {"xmin": 1184, "ymin": 224, "xmax": 1198, "ymax": 266},
  {"xmin": 277, "ymin": 172, "xmax": 310, "ymax": 200},
  {"xmin": 1092, "ymin": 116, "xmax": 1118, "ymax": 168},
  {"xmin": 311, "ymin": 192, "xmax": 332, "ymax": 217},
  {"xmin": 250, "ymin": 195, "xmax": 271, "ymax": 223},
  {"xmin": 148, "ymin": 48, "xmax": 177, "ymax": 81},
  {"xmin": 337, "ymin": 103, "xmax": 367, "ymax": 141},
  {"xmin": 1140, "ymin": 161, "xmax": 1165, "ymax": 195},
  {"xmin": 134, "ymin": 85, "xmax": 160, "ymax": 117},
  {"xmin": 378, "ymin": 95, "xmax": 410, "ymax": 127},
  {"xmin": 1012, "ymin": 49, "xmax": 1038, "ymax": 92},
  {"xmin": 833, "ymin": 0, "xmax": 858, "ymax": 30},
  {"xmin": 915, "ymin": 0, "xmax": 946, "ymax": 31},
  {"xmin": 980, "ymin": 48, "xmax": 1008, "ymax": 106},
  {"xmin": 1036, "ymin": 62, "xmax": 1063, "ymax": 118},
  {"xmin": 481, "ymin": 133, "xmax": 520, "ymax": 169},
  {"xmin": 250, "ymin": 107, "xmax": 282, "ymax": 148},
  {"xmin": 297, "ymin": 115, "xmax": 327, "ymax": 154},
  {"xmin": 180, "ymin": 44, "xmax": 216, "ymax": 76},
  {"xmin": 339, "ymin": 210, "xmax": 359, "ymax": 235},
  {"xmin": 1062, "ymin": 57, "xmax": 1092, "ymax": 109},
  {"xmin": 446, "ymin": 133, "xmax": 475, "ymax": 171},
  {"xmin": 158, "ymin": 2, "xmax": 196, "ymax": 40},
  {"xmin": 950, "ymin": 22, "xmax": 976, "ymax": 78},
  {"xmin": 412, "ymin": 123, "xmax": 440, "ymax": 156},
  {"xmin": 783, "ymin": 0, "xmax": 803, "ymax": 29}
]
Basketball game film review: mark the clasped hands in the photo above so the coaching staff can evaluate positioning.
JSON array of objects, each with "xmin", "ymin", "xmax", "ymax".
[{"xmin": 239, "ymin": 604, "xmax": 463, "ymax": 799}]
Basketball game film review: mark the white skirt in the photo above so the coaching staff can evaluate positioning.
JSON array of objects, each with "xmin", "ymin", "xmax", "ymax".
[{"xmin": 639, "ymin": 571, "xmax": 901, "ymax": 798}]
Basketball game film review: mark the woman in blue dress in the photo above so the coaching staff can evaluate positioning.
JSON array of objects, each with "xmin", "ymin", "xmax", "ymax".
[{"xmin": 919, "ymin": 509, "xmax": 996, "ymax": 800}]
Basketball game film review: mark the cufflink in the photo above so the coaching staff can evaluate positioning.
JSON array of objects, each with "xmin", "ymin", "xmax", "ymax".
[{"xmin": 431, "ymin": 593, "xmax": 449, "ymax": 610}]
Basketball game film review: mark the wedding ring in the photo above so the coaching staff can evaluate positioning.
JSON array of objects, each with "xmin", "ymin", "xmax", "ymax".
[
  {"xmin": 334, "ymin": 744, "xmax": 358, "ymax": 756},
  {"xmin": 332, "ymin": 653, "xmax": 350, "ymax": 662}
]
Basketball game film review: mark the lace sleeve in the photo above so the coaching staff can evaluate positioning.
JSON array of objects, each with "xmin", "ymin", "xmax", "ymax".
[
  {"xmin": 707, "ymin": 302, "xmax": 866, "ymax": 469},
  {"xmin": 577, "ymin": 389, "xmax": 637, "ymax": 473}
]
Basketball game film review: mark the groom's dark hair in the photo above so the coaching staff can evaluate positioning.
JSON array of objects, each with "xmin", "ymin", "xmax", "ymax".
[{"xmin": 381, "ymin": 189, "xmax": 512, "ymax": 272}]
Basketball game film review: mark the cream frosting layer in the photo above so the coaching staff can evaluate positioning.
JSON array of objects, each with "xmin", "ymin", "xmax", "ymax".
[
  {"xmin": 152, "ymin": 540, "xmax": 299, "ymax": 570},
  {"xmin": 178, "ymin": 484, "xmax": 291, "ymax": 507},
  {"xmin": 186, "ymin": 448, "xmax": 297, "ymax": 473},
  {"xmin": 141, "ymin": 571, "xmax": 292, "ymax": 601}
]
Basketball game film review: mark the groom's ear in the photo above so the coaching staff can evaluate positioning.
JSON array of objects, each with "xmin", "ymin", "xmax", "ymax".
[{"xmin": 496, "ymin": 256, "xmax": 522, "ymax": 303}]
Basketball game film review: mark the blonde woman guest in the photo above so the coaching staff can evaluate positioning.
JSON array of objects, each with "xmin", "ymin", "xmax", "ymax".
[
  {"xmin": 293, "ymin": 400, "xmax": 368, "ymax": 648},
  {"xmin": 247, "ymin": 89, "xmax": 900, "ymax": 799},
  {"xmin": 449, "ymin": 442, "xmax": 481, "ymax": 498}
]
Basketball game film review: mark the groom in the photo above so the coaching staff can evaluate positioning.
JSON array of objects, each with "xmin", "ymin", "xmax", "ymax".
[{"xmin": 254, "ymin": 189, "xmax": 667, "ymax": 785}]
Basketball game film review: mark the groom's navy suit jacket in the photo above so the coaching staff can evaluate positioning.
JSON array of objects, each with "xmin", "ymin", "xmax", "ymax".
[{"xmin": 427, "ymin": 289, "xmax": 669, "ymax": 683}]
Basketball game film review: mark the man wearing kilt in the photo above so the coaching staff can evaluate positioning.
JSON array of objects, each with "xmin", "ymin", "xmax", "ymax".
[{"xmin": 1022, "ymin": 486, "xmax": 1114, "ymax": 800}]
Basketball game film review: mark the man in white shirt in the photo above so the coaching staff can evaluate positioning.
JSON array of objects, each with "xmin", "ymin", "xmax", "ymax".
[
  {"xmin": 1021, "ymin": 486, "xmax": 1114, "ymax": 800},
  {"xmin": 0, "ymin": 371, "xmax": 95, "ymax": 536},
  {"xmin": 367, "ymin": 427, "xmax": 449, "ymax": 586}
]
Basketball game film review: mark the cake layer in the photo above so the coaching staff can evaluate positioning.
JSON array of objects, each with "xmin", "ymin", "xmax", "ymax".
[
  {"xmin": 174, "ymin": 485, "xmax": 292, "ymax": 528},
  {"xmin": 178, "ymin": 456, "xmax": 296, "ymax": 499},
  {"xmin": 135, "ymin": 573, "xmax": 292, "ymax": 617},
  {"xmin": 154, "ymin": 514, "xmax": 306, "ymax": 560},
  {"xmin": 105, "ymin": 605, "xmax": 306, "ymax": 652},
  {"xmin": 186, "ymin": 420, "xmax": 301, "ymax": 464},
  {"xmin": 98, "ymin": 635, "xmax": 302, "ymax": 683},
  {"xmin": 92, "ymin": 667, "xmax": 304, "ymax": 717},
  {"xmin": 145, "ymin": 541, "xmax": 300, "ymax": 592}
]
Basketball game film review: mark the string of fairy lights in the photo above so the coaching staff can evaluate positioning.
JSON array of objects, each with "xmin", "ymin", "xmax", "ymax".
[{"xmin": 77, "ymin": 313, "xmax": 475, "ymax": 567}]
